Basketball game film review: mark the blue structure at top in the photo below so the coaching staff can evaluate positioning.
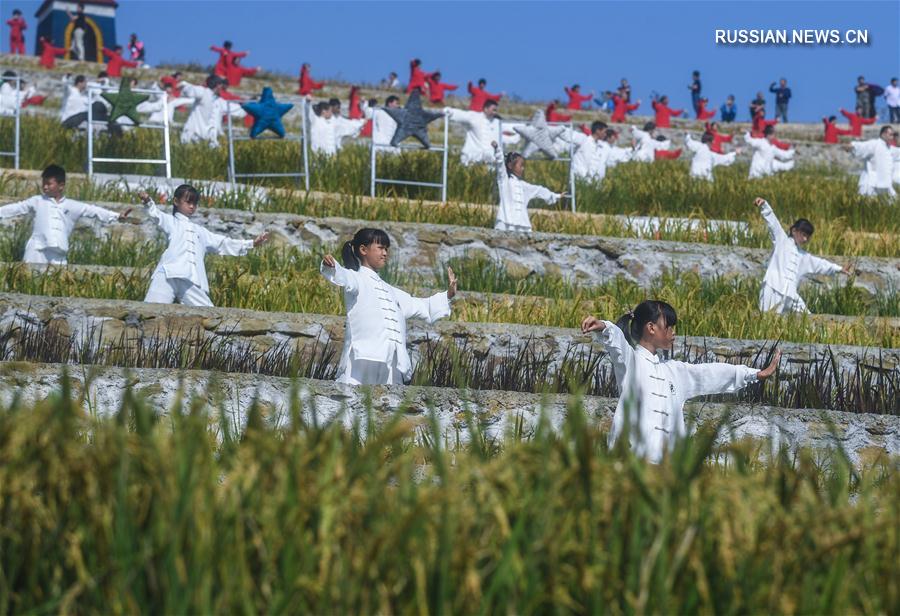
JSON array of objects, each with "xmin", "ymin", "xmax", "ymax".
[{"xmin": 34, "ymin": 0, "xmax": 119, "ymax": 63}]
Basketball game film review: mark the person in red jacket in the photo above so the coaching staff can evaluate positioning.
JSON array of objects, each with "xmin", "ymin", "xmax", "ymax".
[
  {"xmin": 425, "ymin": 71, "xmax": 458, "ymax": 104},
  {"xmin": 467, "ymin": 78, "xmax": 502, "ymax": 111},
  {"xmin": 102, "ymin": 45, "xmax": 138, "ymax": 78},
  {"xmin": 822, "ymin": 115, "xmax": 853, "ymax": 144},
  {"xmin": 654, "ymin": 148, "xmax": 682, "ymax": 160},
  {"xmin": 210, "ymin": 41, "xmax": 247, "ymax": 78},
  {"xmin": 545, "ymin": 101, "xmax": 572, "ymax": 123},
  {"xmin": 297, "ymin": 63, "xmax": 324, "ymax": 95},
  {"xmin": 651, "ymin": 95, "xmax": 683, "ymax": 128},
  {"xmin": 7, "ymin": 9, "xmax": 26, "ymax": 55},
  {"xmin": 704, "ymin": 122, "xmax": 733, "ymax": 154},
  {"xmin": 347, "ymin": 86, "xmax": 363, "ymax": 119},
  {"xmin": 840, "ymin": 106, "xmax": 876, "ymax": 137},
  {"xmin": 564, "ymin": 84, "xmax": 593, "ymax": 110},
  {"xmin": 610, "ymin": 90, "xmax": 640, "ymax": 122},
  {"xmin": 407, "ymin": 58, "xmax": 428, "ymax": 94},
  {"xmin": 38, "ymin": 36, "xmax": 66, "ymax": 69},
  {"xmin": 696, "ymin": 97, "xmax": 716, "ymax": 120},
  {"xmin": 218, "ymin": 85, "xmax": 254, "ymax": 129},
  {"xmin": 751, "ymin": 109, "xmax": 778, "ymax": 137},
  {"xmin": 160, "ymin": 72, "xmax": 182, "ymax": 96},
  {"xmin": 226, "ymin": 56, "xmax": 259, "ymax": 87}
]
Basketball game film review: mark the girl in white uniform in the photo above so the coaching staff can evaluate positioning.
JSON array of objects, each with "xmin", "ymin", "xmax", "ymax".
[
  {"xmin": 581, "ymin": 300, "xmax": 780, "ymax": 463},
  {"xmin": 684, "ymin": 132, "xmax": 739, "ymax": 181},
  {"xmin": 754, "ymin": 197, "xmax": 852, "ymax": 313},
  {"xmin": 139, "ymin": 185, "xmax": 269, "ymax": 307},
  {"xmin": 321, "ymin": 228, "xmax": 458, "ymax": 386},
  {"xmin": 492, "ymin": 141, "xmax": 566, "ymax": 233}
]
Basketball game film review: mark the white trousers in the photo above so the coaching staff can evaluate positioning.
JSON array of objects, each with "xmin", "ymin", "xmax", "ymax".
[
  {"xmin": 494, "ymin": 220, "xmax": 532, "ymax": 233},
  {"xmin": 144, "ymin": 271, "xmax": 214, "ymax": 307},
  {"xmin": 772, "ymin": 160, "xmax": 794, "ymax": 173},
  {"xmin": 23, "ymin": 243, "xmax": 67, "ymax": 265},
  {"xmin": 337, "ymin": 349, "xmax": 405, "ymax": 386},
  {"xmin": 71, "ymin": 28, "xmax": 85, "ymax": 61},
  {"xmin": 759, "ymin": 284, "xmax": 808, "ymax": 314}
]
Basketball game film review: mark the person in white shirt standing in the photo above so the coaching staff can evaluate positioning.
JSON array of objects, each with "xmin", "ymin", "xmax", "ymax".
[
  {"xmin": 491, "ymin": 141, "xmax": 566, "ymax": 233},
  {"xmin": 138, "ymin": 185, "xmax": 269, "ymax": 307},
  {"xmin": 444, "ymin": 99, "xmax": 513, "ymax": 166},
  {"xmin": 581, "ymin": 300, "xmax": 780, "ymax": 464},
  {"xmin": 684, "ymin": 132, "xmax": 739, "ymax": 182},
  {"xmin": 745, "ymin": 125, "xmax": 795, "ymax": 179},
  {"xmin": 754, "ymin": 197, "xmax": 853, "ymax": 314},
  {"xmin": 570, "ymin": 121, "xmax": 611, "ymax": 183},
  {"xmin": 884, "ymin": 77, "xmax": 900, "ymax": 123},
  {"xmin": 631, "ymin": 122, "xmax": 674, "ymax": 163},
  {"xmin": 320, "ymin": 228, "xmax": 458, "ymax": 386},
  {"xmin": 0, "ymin": 165, "xmax": 130, "ymax": 265},
  {"xmin": 180, "ymin": 75, "xmax": 234, "ymax": 148},
  {"xmin": 846, "ymin": 125, "xmax": 900, "ymax": 197},
  {"xmin": 366, "ymin": 95, "xmax": 401, "ymax": 155}
]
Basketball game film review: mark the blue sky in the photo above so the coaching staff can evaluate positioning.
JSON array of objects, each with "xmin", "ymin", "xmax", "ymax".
[{"xmin": 4, "ymin": 0, "xmax": 899, "ymax": 121}]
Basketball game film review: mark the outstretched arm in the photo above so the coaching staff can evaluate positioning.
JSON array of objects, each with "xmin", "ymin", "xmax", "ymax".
[
  {"xmin": 394, "ymin": 285, "xmax": 452, "ymax": 324},
  {"xmin": 320, "ymin": 255, "xmax": 360, "ymax": 294},
  {"xmin": 675, "ymin": 351, "xmax": 780, "ymax": 400},
  {"xmin": 755, "ymin": 197, "xmax": 786, "ymax": 243}
]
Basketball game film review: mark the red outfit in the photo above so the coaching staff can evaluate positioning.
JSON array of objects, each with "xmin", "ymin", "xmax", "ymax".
[
  {"xmin": 22, "ymin": 95, "xmax": 45, "ymax": 107},
  {"xmin": 771, "ymin": 138, "xmax": 791, "ymax": 151},
  {"xmin": 610, "ymin": 94, "xmax": 639, "ymax": 122},
  {"xmin": 750, "ymin": 110, "xmax": 778, "ymax": 136},
  {"xmin": 564, "ymin": 87, "xmax": 592, "ymax": 110},
  {"xmin": 704, "ymin": 124, "xmax": 733, "ymax": 154},
  {"xmin": 652, "ymin": 100, "xmax": 683, "ymax": 128},
  {"xmin": 407, "ymin": 60, "xmax": 428, "ymax": 94},
  {"xmin": 348, "ymin": 86, "xmax": 363, "ymax": 120},
  {"xmin": 696, "ymin": 98, "xmax": 715, "ymax": 121},
  {"xmin": 211, "ymin": 46, "xmax": 247, "ymax": 78},
  {"xmin": 219, "ymin": 89, "xmax": 253, "ymax": 128},
  {"xmin": 102, "ymin": 48, "xmax": 138, "ymax": 77},
  {"xmin": 7, "ymin": 17, "xmax": 26, "ymax": 55},
  {"xmin": 297, "ymin": 65, "xmax": 324, "ymax": 95},
  {"xmin": 160, "ymin": 75, "xmax": 182, "ymax": 97},
  {"xmin": 38, "ymin": 37, "xmax": 66, "ymax": 69},
  {"xmin": 654, "ymin": 149, "xmax": 682, "ymax": 160},
  {"xmin": 426, "ymin": 75, "xmax": 457, "ymax": 104},
  {"xmin": 545, "ymin": 102, "xmax": 571, "ymax": 123},
  {"xmin": 467, "ymin": 82, "xmax": 501, "ymax": 111},
  {"xmin": 822, "ymin": 118, "xmax": 853, "ymax": 144},
  {"xmin": 580, "ymin": 123, "xmax": 591, "ymax": 136},
  {"xmin": 840, "ymin": 108, "xmax": 875, "ymax": 137},
  {"xmin": 226, "ymin": 64, "xmax": 257, "ymax": 87}
]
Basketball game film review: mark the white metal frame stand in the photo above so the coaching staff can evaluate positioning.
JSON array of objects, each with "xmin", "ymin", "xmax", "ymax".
[
  {"xmin": 499, "ymin": 117, "xmax": 577, "ymax": 212},
  {"xmin": 86, "ymin": 84, "xmax": 172, "ymax": 178},
  {"xmin": 369, "ymin": 111, "xmax": 449, "ymax": 202},
  {"xmin": 0, "ymin": 74, "xmax": 22, "ymax": 169},
  {"xmin": 226, "ymin": 98, "xmax": 310, "ymax": 191}
]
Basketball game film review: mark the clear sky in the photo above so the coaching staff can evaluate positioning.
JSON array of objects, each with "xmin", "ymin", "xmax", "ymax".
[{"xmin": 4, "ymin": 0, "xmax": 899, "ymax": 121}]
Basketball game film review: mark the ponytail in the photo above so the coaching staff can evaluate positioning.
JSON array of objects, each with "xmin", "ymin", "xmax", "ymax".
[
  {"xmin": 615, "ymin": 300, "xmax": 678, "ymax": 346},
  {"xmin": 341, "ymin": 228, "xmax": 391, "ymax": 271}
]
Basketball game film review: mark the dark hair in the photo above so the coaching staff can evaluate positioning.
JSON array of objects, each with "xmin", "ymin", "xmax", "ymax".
[
  {"xmin": 504, "ymin": 151, "xmax": 525, "ymax": 177},
  {"xmin": 206, "ymin": 75, "xmax": 224, "ymax": 89},
  {"xmin": 385, "ymin": 95, "xmax": 399, "ymax": 106},
  {"xmin": 692, "ymin": 70, "xmax": 700, "ymax": 76},
  {"xmin": 880, "ymin": 125, "xmax": 894, "ymax": 136},
  {"xmin": 478, "ymin": 78, "xmax": 486, "ymax": 86},
  {"xmin": 41, "ymin": 164, "xmax": 66, "ymax": 184},
  {"xmin": 172, "ymin": 184, "xmax": 200, "ymax": 214},
  {"xmin": 827, "ymin": 115, "xmax": 837, "ymax": 123},
  {"xmin": 790, "ymin": 218, "xmax": 814, "ymax": 237},
  {"xmin": 1, "ymin": 70, "xmax": 15, "ymax": 83},
  {"xmin": 615, "ymin": 300, "xmax": 678, "ymax": 346},
  {"xmin": 701, "ymin": 131, "xmax": 714, "ymax": 144},
  {"xmin": 483, "ymin": 99, "xmax": 499, "ymax": 110},
  {"xmin": 572, "ymin": 83, "xmax": 581, "ymax": 90},
  {"xmin": 328, "ymin": 98, "xmax": 340, "ymax": 107},
  {"xmin": 643, "ymin": 121, "xmax": 656, "ymax": 132},
  {"xmin": 74, "ymin": 75, "xmax": 86, "ymax": 85},
  {"xmin": 114, "ymin": 45, "xmax": 122, "ymax": 52},
  {"xmin": 223, "ymin": 40, "xmax": 233, "ymax": 50},
  {"xmin": 412, "ymin": 58, "xmax": 421, "ymax": 66},
  {"xmin": 341, "ymin": 228, "xmax": 390, "ymax": 271},
  {"xmin": 590, "ymin": 120, "xmax": 607, "ymax": 135},
  {"xmin": 763, "ymin": 125, "xmax": 775, "ymax": 137},
  {"xmin": 655, "ymin": 135, "xmax": 668, "ymax": 142},
  {"xmin": 367, "ymin": 97, "xmax": 377, "ymax": 107},
  {"xmin": 313, "ymin": 101, "xmax": 329, "ymax": 116},
  {"xmin": 13, "ymin": 9, "xmax": 22, "ymax": 15},
  {"xmin": 97, "ymin": 70, "xmax": 108, "ymax": 78}
]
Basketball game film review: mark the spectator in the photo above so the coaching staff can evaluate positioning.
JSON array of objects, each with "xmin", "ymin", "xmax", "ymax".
[
  {"xmin": 885, "ymin": 77, "xmax": 900, "ymax": 123},
  {"xmin": 619, "ymin": 78, "xmax": 631, "ymax": 102},
  {"xmin": 688, "ymin": 70, "xmax": 701, "ymax": 114},
  {"xmin": 769, "ymin": 78, "xmax": 792, "ymax": 123},
  {"xmin": 381, "ymin": 71, "xmax": 400, "ymax": 90},
  {"xmin": 855, "ymin": 76, "xmax": 873, "ymax": 119},
  {"xmin": 720, "ymin": 95, "xmax": 737, "ymax": 122},
  {"xmin": 128, "ymin": 33, "xmax": 145, "ymax": 66},
  {"xmin": 749, "ymin": 91, "xmax": 766, "ymax": 119}
]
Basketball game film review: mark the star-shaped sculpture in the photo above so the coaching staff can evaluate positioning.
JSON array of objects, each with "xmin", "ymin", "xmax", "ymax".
[
  {"xmin": 242, "ymin": 87, "xmax": 294, "ymax": 138},
  {"xmin": 384, "ymin": 89, "xmax": 444, "ymax": 149},
  {"xmin": 515, "ymin": 110, "xmax": 568, "ymax": 159},
  {"xmin": 101, "ymin": 79, "xmax": 150, "ymax": 126}
]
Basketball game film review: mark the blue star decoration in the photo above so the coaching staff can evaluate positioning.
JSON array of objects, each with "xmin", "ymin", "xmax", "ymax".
[
  {"xmin": 101, "ymin": 79, "xmax": 149, "ymax": 126},
  {"xmin": 242, "ymin": 87, "xmax": 294, "ymax": 139},
  {"xmin": 385, "ymin": 89, "xmax": 444, "ymax": 149}
]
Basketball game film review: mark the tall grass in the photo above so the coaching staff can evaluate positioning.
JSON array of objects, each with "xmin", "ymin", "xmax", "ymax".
[{"xmin": 0, "ymin": 381, "xmax": 896, "ymax": 613}]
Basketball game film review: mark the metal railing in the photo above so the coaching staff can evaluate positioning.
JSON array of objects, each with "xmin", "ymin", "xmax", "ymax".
[
  {"xmin": 369, "ymin": 110, "xmax": 449, "ymax": 202},
  {"xmin": 0, "ymin": 74, "xmax": 22, "ymax": 169}
]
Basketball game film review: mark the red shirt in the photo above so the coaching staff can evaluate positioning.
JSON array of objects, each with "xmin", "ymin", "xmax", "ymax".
[
  {"xmin": 226, "ymin": 64, "xmax": 257, "ymax": 87},
  {"xmin": 160, "ymin": 75, "xmax": 182, "ymax": 98},
  {"xmin": 297, "ymin": 66, "xmax": 324, "ymax": 95},
  {"xmin": 564, "ymin": 87, "xmax": 592, "ymax": 110},
  {"xmin": 210, "ymin": 46, "xmax": 247, "ymax": 78},
  {"xmin": 39, "ymin": 38, "xmax": 66, "ymax": 68},
  {"xmin": 696, "ymin": 99, "xmax": 716, "ymax": 121},
  {"xmin": 545, "ymin": 103, "xmax": 572, "ymax": 123},
  {"xmin": 102, "ymin": 48, "xmax": 138, "ymax": 77},
  {"xmin": 407, "ymin": 61, "xmax": 427, "ymax": 94},
  {"xmin": 426, "ymin": 75, "xmax": 458, "ymax": 104},
  {"xmin": 467, "ymin": 82, "xmax": 501, "ymax": 111},
  {"xmin": 7, "ymin": 17, "xmax": 26, "ymax": 40},
  {"xmin": 654, "ymin": 148, "xmax": 682, "ymax": 160},
  {"xmin": 822, "ymin": 118, "xmax": 853, "ymax": 144},
  {"xmin": 348, "ymin": 86, "xmax": 363, "ymax": 120},
  {"xmin": 751, "ymin": 110, "xmax": 777, "ymax": 136},
  {"xmin": 840, "ymin": 108, "xmax": 875, "ymax": 136},
  {"xmin": 652, "ymin": 100, "xmax": 683, "ymax": 128},
  {"xmin": 704, "ymin": 124, "xmax": 733, "ymax": 154},
  {"xmin": 610, "ymin": 94, "xmax": 639, "ymax": 122}
]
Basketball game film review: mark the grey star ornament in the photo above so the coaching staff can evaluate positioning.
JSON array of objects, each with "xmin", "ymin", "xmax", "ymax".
[
  {"xmin": 515, "ymin": 109, "xmax": 567, "ymax": 159},
  {"xmin": 385, "ymin": 89, "xmax": 444, "ymax": 148}
]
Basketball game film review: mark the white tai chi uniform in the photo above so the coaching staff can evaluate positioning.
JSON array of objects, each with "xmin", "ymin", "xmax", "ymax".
[
  {"xmin": 444, "ymin": 107, "xmax": 503, "ymax": 166},
  {"xmin": 684, "ymin": 135, "xmax": 737, "ymax": 181},
  {"xmin": 493, "ymin": 147, "xmax": 560, "ymax": 233},
  {"xmin": 0, "ymin": 194, "xmax": 118, "ymax": 264},
  {"xmin": 606, "ymin": 145, "xmax": 632, "ymax": 168},
  {"xmin": 850, "ymin": 138, "xmax": 900, "ymax": 197},
  {"xmin": 368, "ymin": 105, "xmax": 400, "ymax": 154},
  {"xmin": 745, "ymin": 132, "xmax": 795, "ymax": 179},
  {"xmin": 321, "ymin": 261, "xmax": 451, "ymax": 385},
  {"xmin": 331, "ymin": 114, "xmax": 366, "ymax": 150},
  {"xmin": 59, "ymin": 84, "xmax": 88, "ymax": 124},
  {"xmin": 137, "ymin": 95, "xmax": 193, "ymax": 125},
  {"xmin": 306, "ymin": 106, "xmax": 340, "ymax": 155},
  {"xmin": 594, "ymin": 321, "xmax": 759, "ymax": 463},
  {"xmin": 142, "ymin": 199, "xmax": 253, "ymax": 307},
  {"xmin": 0, "ymin": 82, "xmax": 29, "ymax": 116},
  {"xmin": 757, "ymin": 200, "xmax": 843, "ymax": 314},
  {"xmin": 570, "ymin": 131, "xmax": 611, "ymax": 182},
  {"xmin": 179, "ymin": 82, "xmax": 229, "ymax": 147},
  {"xmin": 631, "ymin": 127, "xmax": 672, "ymax": 163}
]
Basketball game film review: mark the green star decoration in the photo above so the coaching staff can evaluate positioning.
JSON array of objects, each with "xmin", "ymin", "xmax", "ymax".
[{"xmin": 101, "ymin": 80, "xmax": 149, "ymax": 126}]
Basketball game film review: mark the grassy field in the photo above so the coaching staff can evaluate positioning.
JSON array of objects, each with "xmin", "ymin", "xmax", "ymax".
[{"xmin": 0, "ymin": 385, "xmax": 896, "ymax": 613}]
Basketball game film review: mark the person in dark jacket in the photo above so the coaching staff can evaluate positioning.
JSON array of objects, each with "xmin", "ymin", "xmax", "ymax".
[{"xmin": 769, "ymin": 78, "xmax": 792, "ymax": 122}]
